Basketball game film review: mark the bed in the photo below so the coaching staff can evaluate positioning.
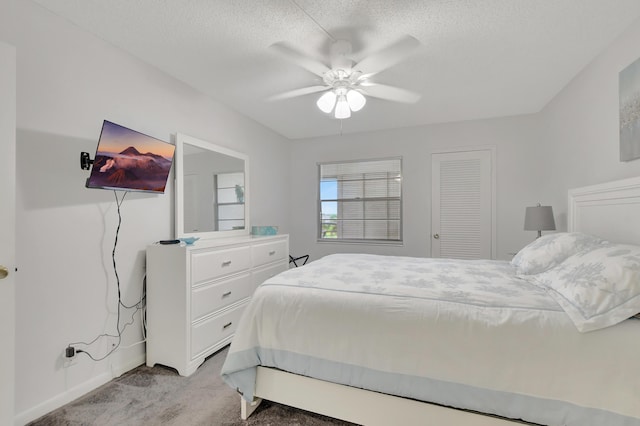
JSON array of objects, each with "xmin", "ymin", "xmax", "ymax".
[{"xmin": 221, "ymin": 177, "xmax": 640, "ymax": 426}]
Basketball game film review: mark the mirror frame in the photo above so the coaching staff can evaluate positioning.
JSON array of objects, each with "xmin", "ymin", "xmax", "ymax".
[{"xmin": 174, "ymin": 133, "xmax": 250, "ymax": 240}]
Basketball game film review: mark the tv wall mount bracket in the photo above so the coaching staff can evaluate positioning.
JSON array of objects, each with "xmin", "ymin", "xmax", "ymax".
[{"xmin": 80, "ymin": 152, "xmax": 93, "ymax": 170}]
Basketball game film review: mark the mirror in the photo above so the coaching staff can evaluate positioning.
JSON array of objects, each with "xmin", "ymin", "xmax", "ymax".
[{"xmin": 175, "ymin": 133, "xmax": 250, "ymax": 240}]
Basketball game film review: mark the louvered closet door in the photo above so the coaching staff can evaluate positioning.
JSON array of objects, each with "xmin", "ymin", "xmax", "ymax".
[{"xmin": 431, "ymin": 149, "xmax": 494, "ymax": 259}]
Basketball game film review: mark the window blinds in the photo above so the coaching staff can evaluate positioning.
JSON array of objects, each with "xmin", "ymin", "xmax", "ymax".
[{"xmin": 319, "ymin": 158, "xmax": 402, "ymax": 242}]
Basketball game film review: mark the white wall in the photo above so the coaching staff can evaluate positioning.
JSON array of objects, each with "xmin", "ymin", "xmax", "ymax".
[
  {"xmin": 2, "ymin": 2, "xmax": 290, "ymax": 423},
  {"xmin": 539, "ymin": 17, "xmax": 640, "ymax": 231},
  {"xmin": 289, "ymin": 114, "xmax": 547, "ymax": 263}
]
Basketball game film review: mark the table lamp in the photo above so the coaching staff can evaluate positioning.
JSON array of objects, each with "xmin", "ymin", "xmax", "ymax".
[{"xmin": 524, "ymin": 203, "xmax": 556, "ymax": 238}]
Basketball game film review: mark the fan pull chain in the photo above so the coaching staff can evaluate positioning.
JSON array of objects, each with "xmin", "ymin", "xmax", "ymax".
[{"xmin": 290, "ymin": 0, "xmax": 336, "ymax": 42}]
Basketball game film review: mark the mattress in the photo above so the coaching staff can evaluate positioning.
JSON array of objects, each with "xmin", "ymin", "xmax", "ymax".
[{"xmin": 221, "ymin": 254, "xmax": 640, "ymax": 426}]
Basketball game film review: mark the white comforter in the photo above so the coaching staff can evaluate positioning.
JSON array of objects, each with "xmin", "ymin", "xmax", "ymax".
[{"xmin": 221, "ymin": 254, "xmax": 640, "ymax": 426}]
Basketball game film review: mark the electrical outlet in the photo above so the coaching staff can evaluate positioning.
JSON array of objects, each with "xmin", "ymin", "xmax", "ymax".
[
  {"xmin": 65, "ymin": 346, "xmax": 76, "ymax": 358},
  {"xmin": 63, "ymin": 346, "xmax": 78, "ymax": 367}
]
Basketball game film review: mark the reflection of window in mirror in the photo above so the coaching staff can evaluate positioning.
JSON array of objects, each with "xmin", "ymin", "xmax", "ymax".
[{"xmin": 216, "ymin": 172, "xmax": 245, "ymax": 231}]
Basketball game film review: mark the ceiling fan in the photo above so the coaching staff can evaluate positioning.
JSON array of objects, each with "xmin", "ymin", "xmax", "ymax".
[{"xmin": 268, "ymin": 31, "xmax": 422, "ymax": 119}]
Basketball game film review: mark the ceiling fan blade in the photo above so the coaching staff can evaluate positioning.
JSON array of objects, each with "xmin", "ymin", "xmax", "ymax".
[
  {"xmin": 360, "ymin": 83, "xmax": 421, "ymax": 103},
  {"xmin": 270, "ymin": 42, "xmax": 330, "ymax": 77},
  {"xmin": 267, "ymin": 85, "xmax": 328, "ymax": 102},
  {"xmin": 354, "ymin": 35, "xmax": 420, "ymax": 77}
]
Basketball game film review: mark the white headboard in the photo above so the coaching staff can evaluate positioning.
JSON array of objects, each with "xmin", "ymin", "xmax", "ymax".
[{"xmin": 568, "ymin": 176, "xmax": 640, "ymax": 245}]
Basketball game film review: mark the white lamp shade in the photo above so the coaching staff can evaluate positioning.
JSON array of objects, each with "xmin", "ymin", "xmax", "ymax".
[
  {"xmin": 334, "ymin": 96, "xmax": 351, "ymax": 119},
  {"xmin": 347, "ymin": 90, "xmax": 366, "ymax": 112},
  {"xmin": 524, "ymin": 205, "xmax": 556, "ymax": 232},
  {"xmin": 317, "ymin": 91, "xmax": 336, "ymax": 113}
]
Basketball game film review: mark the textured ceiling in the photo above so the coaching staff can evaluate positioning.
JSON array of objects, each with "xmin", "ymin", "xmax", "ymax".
[{"xmin": 32, "ymin": 0, "xmax": 640, "ymax": 139}]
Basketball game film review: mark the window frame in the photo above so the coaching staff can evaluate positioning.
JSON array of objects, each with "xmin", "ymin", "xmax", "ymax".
[{"xmin": 317, "ymin": 157, "xmax": 403, "ymax": 245}]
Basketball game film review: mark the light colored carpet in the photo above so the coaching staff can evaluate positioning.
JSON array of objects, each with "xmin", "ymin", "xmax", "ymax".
[{"xmin": 29, "ymin": 346, "xmax": 355, "ymax": 426}]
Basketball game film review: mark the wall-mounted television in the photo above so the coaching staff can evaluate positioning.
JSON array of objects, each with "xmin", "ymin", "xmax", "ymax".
[{"xmin": 86, "ymin": 120, "xmax": 175, "ymax": 193}]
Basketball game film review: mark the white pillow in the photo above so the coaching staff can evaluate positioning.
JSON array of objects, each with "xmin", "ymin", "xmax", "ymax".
[
  {"xmin": 529, "ymin": 243, "xmax": 640, "ymax": 332},
  {"xmin": 511, "ymin": 232, "xmax": 605, "ymax": 275}
]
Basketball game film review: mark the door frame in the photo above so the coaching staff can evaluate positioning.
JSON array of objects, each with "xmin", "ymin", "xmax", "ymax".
[
  {"xmin": 0, "ymin": 40, "xmax": 17, "ymax": 426},
  {"xmin": 430, "ymin": 146, "xmax": 496, "ymax": 259}
]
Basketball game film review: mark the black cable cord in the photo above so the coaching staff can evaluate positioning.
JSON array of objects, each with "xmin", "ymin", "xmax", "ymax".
[
  {"xmin": 69, "ymin": 306, "xmax": 140, "ymax": 361},
  {"xmin": 113, "ymin": 191, "xmax": 139, "ymax": 310},
  {"xmin": 67, "ymin": 190, "xmax": 145, "ymax": 362}
]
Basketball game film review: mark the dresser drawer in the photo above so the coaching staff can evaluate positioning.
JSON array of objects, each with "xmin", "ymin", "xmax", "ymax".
[
  {"xmin": 191, "ymin": 272, "xmax": 252, "ymax": 321},
  {"xmin": 191, "ymin": 303, "xmax": 246, "ymax": 357},
  {"xmin": 191, "ymin": 246, "xmax": 251, "ymax": 284},
  {"xmin": 252, "ymin": 239, "xmax": 287, "ymax": 267},
  {"xmin": 252, "ymin": 260, "xmax": 288, "ymax": 290}
]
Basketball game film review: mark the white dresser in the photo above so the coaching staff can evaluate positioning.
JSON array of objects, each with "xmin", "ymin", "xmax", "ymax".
[{"xmin": 146, "ymin": 234, "xmax": 288, "ymax": 376}]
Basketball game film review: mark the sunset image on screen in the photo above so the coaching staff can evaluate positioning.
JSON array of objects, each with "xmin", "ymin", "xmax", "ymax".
[{"xmin": 86, "ymin": 121, "xmax": 175, "ymax": 193}]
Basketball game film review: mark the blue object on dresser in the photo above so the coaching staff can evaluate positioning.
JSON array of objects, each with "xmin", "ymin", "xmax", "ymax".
[
  {"xmin": 179, "ymin": 237, "xmax": 200, "ymax": 245},
  {"xmin": 251, "ymin": 226, "xmax": 278, "ymax": 236}
]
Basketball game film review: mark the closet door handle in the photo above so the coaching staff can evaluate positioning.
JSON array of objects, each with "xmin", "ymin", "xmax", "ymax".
[{"xmin": 433, "ymin": 234, "xmax": 440, "ymax": 239}]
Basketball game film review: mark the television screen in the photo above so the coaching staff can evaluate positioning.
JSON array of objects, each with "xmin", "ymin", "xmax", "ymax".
[{"xmin": 86, "ymin": 120, "xmax": 175, "ymax": 193}]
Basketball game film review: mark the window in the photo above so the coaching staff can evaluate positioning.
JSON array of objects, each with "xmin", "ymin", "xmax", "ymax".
[{"xmin": 319, "ymin": 158, "xmax": 402, "ymax": 243}]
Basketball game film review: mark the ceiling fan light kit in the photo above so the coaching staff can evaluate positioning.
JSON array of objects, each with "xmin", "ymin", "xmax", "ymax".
[
  {"xmin": 316, "ymin": 85, "xmax": 366, "ymax": 118},
  {"xmin": 314, "ymin": 68, "xmax": 368, "ymax": 118}
]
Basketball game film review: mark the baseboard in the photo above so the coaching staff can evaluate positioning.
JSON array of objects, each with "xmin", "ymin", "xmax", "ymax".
[
  {"xmin": 111, "ymin": 352, "xmax": 146, "ymax": 378},
  {"xmin": 14, "ymin": 353, "xmax": 145, "ymax": 426}
]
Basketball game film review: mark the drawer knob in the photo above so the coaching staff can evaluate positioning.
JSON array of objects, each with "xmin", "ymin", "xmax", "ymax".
[
  {"xmin": 221, "ymin": 260, "xmax": 232, "ymax": 267},
  {"xmin": 223, "ymin": 321, "xmax": 233, "ymax": 329},
  {"xmin": 222, "ymin": 291, "xmax": 232, "ymax": 298},
  {"xmin": 269, "ymin": 250, "xmax": 276, "ymax": 256}
]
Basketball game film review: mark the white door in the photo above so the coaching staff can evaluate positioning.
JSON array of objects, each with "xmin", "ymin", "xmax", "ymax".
[
  {"xmin": 0, "ymin": 41, "xmax": 16, "ymax": 426},
  {"xmin": 431, "ymin": 149, "xmax": 495, "ymax": 259}
]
